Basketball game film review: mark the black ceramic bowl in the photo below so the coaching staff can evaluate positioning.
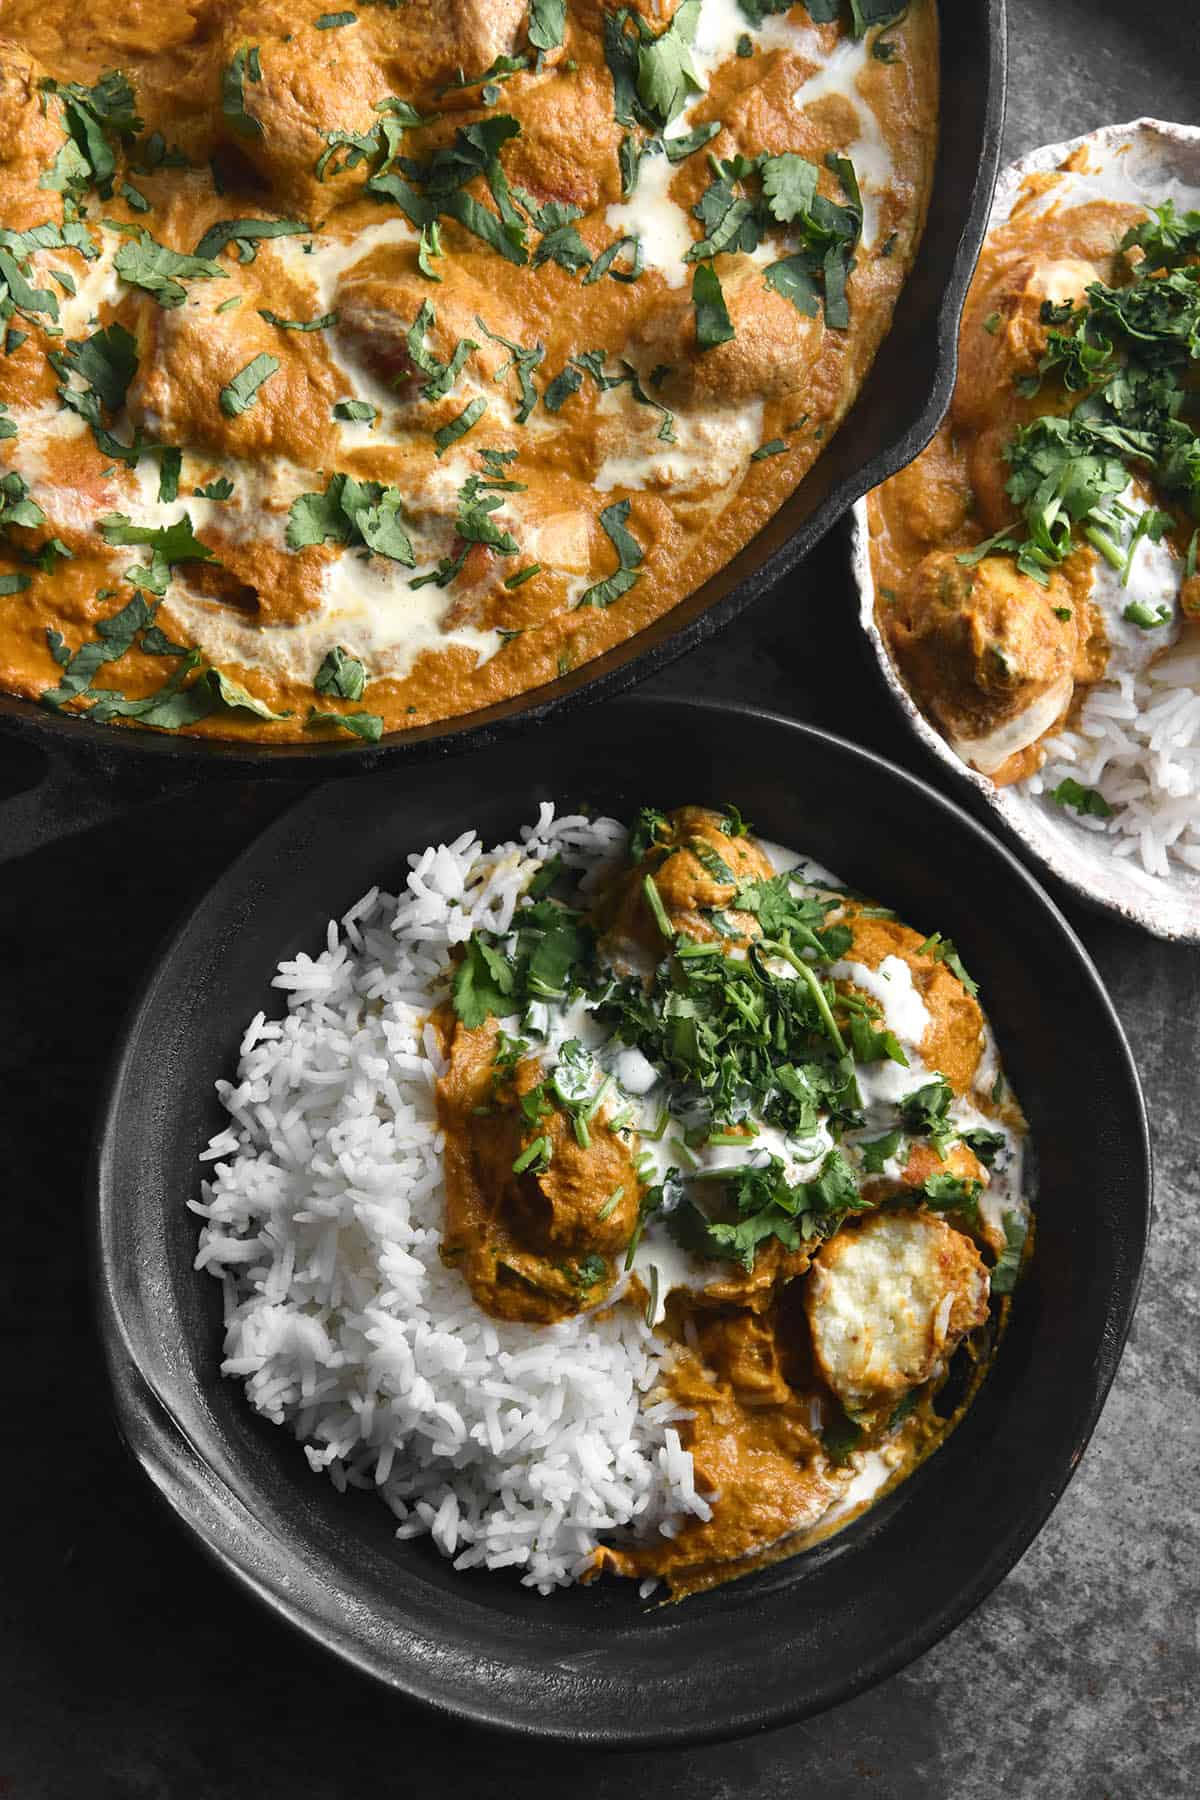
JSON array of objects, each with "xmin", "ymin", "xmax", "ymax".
[
  {"xmin": 6, "ymin": 2, "xmax": 1006, "ymax": 778},
  {"xmin": 94, "ymin": 695, "xmax": 1149, "ymax": 1745}
]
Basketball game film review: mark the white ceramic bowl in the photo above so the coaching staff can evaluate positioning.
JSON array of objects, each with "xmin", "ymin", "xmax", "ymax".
[{"xmin": 852, "ymin": 119, "xmax": 1200, "ymax": 944}]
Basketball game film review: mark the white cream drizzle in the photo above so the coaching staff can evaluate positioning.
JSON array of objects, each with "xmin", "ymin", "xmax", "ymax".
[
  {"xmin": 790, "ymin": 31, "xmax": 893, "ymax": 250},
  {"xmin": 594, "ymin": 394, "xmax": 764, "ymax": 493}
]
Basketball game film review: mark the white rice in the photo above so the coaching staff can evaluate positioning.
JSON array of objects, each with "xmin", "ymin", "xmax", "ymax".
[
  {"xmin": 1025, "ymin": 641, "xmax": 1200, "ymax": 877},
  {"xmin": 191, "ymin": 807, "xmax": 713, "ymax": 1594}
]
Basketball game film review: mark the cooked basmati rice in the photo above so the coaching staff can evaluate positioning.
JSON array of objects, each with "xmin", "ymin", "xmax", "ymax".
[
  {"xmin": 191, "ymin": 808, "xmax": 713, "ymax": 1593},
  {"xmin": 1025, "ymin": 641, "xmax": 1200, "ymax": 877}
]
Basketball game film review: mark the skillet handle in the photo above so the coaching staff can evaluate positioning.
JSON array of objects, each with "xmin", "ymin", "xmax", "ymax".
[{"xmin": 0, "ymin": 729, "xmax": 202, "ymax": 861}]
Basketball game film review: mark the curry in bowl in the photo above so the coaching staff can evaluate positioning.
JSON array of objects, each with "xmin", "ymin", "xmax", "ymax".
[
  {"xmin": 0, "ymin": 1, "xmax": 936, "ymax": 743},
  {"xmin": 864, "ymin": 122, "xmax": 1200, "ymax": 883},
  {"xmin": 196, "ymin": 802, "xmax": 1030, "ymax": 1598}
]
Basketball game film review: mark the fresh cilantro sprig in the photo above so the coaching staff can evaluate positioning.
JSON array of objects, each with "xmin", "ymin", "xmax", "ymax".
[
  {"xmin": 451, "ymin": 898, "xmax": 593, "ymax": 1029},
  {"xmin": 667, "ymin": 1145, "xmax": 868, "ymax": 1271},
  {"xmin": 287, "ymin": 473, "xmax": 415, "ymax": 564},
  {"xmin": 113, "ymin": 231, "xmax": 226, "ymax": 306},
  {"xmin": 49, "ymin": 322, "xmax": 143, "ymax": 465},
  {"xmin": 39, "ymin": 70, "xmax": 143, "ymax": 199},
  {"xmin": 962, "ymin": 223, "xmax": 1200, "ymax": 586}
]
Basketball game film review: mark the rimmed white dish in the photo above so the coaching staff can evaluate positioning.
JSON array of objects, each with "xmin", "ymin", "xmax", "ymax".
[{"xmin": 852, "ymin": 118, "xmax": 1200, "ymax": 944}]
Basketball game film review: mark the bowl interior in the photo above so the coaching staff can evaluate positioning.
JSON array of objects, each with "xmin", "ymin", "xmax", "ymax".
[
  {"xmin": 95, "ymin": 695, "xmax": 1148, "ymax": 1745},
  {"xmin": 849, "ymin": 115, "xmax": 1200, "ymax": 944},
  {"xmin": 6, "ymin": 0, "xmax": 1006, "ymax": 776}
]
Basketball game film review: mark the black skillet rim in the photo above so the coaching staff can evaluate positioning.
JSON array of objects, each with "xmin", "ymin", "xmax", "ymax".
[
  {"xmin": 2, "ymin": 0, "xmax": 1007, "ymax": 778},
  {"xmin": 91, "ymin": 693, "xmax": 1151, "ymax": 1747}
]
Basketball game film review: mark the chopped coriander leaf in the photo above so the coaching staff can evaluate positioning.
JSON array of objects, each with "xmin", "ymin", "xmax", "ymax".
[
  {"xmin": 258, "ymin": 308, "xmax": 338, "ymax": 330},
  {"xmin": 821, "ymin": 1402, "xmax": 864, "ymax": 1465},
  {"xmin": 0, "ymin": 247, "xmax": 60, "ymax": 324},
  {"xmin": 157, "ymin": 447, "xmax": 182, "ymax": 504},
  {"xmin": 990, "ymin": 1211, "xmax": 1028, "ymax": 1295},
  {"xmin": 418, "ymin": 220, "xmax": 443, "ymax": 280},
  {"xmin": 528, "ymin": 0, "xmax": 567, "ymax": 51},
  {"xmin": 287, "ymin": 473, "xmax": 415, "ymax": 564},
  {"xmin": 583, "ymin": 235, "xmax": 643, "ymax": 285},
  {"xmin": 577, "ymin": 497, "xmax": 643, "ymax": 608},
  {"xmin": 452, "ymin": 899, "xmax": 591, "ymax": 1029},
  {"xmin": 964, "ymin": 247, "xmax": 1200, "ymax": 583},
  {"xmin": 193, "ymin": 217, "xmax": 310, "ymax": 261},
  {"xmin": 859, "ymin": 1128, "xmax": 903, "ymax": 1174},
  {"xmin": 751, "ymin": 439, "xmax": 788, "ymax": 460},
  {"xmin": 219, "ymin": 352, "xmax": 280, "ymax": 416},
  {"xmin": 543, "ymin": 365, "xmax": 583, "ymax": 411},
  {"xmin": 692, "ymin": 261, "xmax": 734, "ymax": 349},
  {"xmin": 39, "ymin": 588, "xmax": 162, "ymax": 711},
  {"xmin": 921, "ymin": 1171, "xmax": 982, "ymax": 1222},
  {"xmin": 314, "ymin": 645, "xmax": 366, "ymax": 700},
  {"xmin": 663, "ymin": 121, "xmax": 722, "ymax": 163},
  {"xmin": 48, "ymin": 322, "xmax": 145, "ymax": 464},
  {"xmin": 366, "ymin": 115, "xmax": 530, "ymax": 266},
  {"xmin": 0, "ymin": 475, "xmax": 46, "ymax": 536},
  {"xmin": 434, "ymin": 396, "xmax": 488, "ymax": 456},
  {"xmin": 1123, "ymin": 598, "xmax": 1172, "ymax": 629},
  {"xmin": 899, "ymin": 1077, "xmax": 955, "ymax": 1147},
  {"xmin": 959, "ymin": 1127, "xmax": 1006, "ymax": 1169},
  {"xmin": 1051, "ymin": 777, "xmax": 1112, "ymax": 819},
  {"xmin": 916, "ymin": 931, "xmax": 979, "ymax": 997},
  {"xmin": 222, "ymin": 46, "xmax": 265, "ymax": 141},
  {"xmin": 473, "ymin": 316, "xmax": 545, "ymax": 423},
  {"xmin": 531, "ymin": 202, "xmax": 594, "ymax": 275},
  {"xmin": 112, "ymin": 232, "xmax": 227, "ymax": 306},
  {"xmin": 39, "ymin": 70, "xmax": 142, "ymax": 200},
  {"xmin": 333, "ymin": 398, "xmax": 378, "ymax": 422},
  {"xmin": 194, "ymin": 476, "xmax": 235, "ymax": 501},
  {"xmin": 97, "ymin": 511, "xmax": 217, "ymax": 596},
  {"xmin": 206, "ymin": 666, "xmax": 291, "ymax": 720},
  {"xmin": 636, "ymin": 0, "xmax": 702, "ymax": 127},
  {"xmin": 314, "ymin": 11, "xmax": 357, "ymax": 26},
  {"xmin": 306, "ymin": 707, "xmax": 383, "ymax": 742},
  {"xmin": 848, "ymin": 1, "xmax": 908, "ymax": 33}
]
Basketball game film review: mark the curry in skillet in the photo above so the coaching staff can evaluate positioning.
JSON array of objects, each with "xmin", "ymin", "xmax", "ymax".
[{"xmin": 0, "ymin": 1, "xmax": 936, "ymax": 742}]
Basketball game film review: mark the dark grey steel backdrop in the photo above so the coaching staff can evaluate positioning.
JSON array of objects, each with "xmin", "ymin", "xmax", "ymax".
[{"xmin": 1, "ymin": 3, "xmax": 1196, "ymax": 1796}]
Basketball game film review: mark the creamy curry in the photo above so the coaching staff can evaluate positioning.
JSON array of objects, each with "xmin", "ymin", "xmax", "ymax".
[
  {"xmin": 868, "ymin": 143, "xmax": 1200, "ymax": 790},
  {"xmin": 0, "ymin": 1, "xmax": 937, "ymax": 742},
  {"xmin": 434, "ymin": 803, "xmax": 1029, "ymax": 1596}
]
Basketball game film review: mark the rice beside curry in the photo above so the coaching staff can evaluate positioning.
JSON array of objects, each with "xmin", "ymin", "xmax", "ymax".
[{"xmin": 194, "ymin": 803, "xmax": 1030, "ymax": 1597}]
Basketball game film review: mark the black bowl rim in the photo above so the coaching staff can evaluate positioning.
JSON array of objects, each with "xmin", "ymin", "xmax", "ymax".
[
  {"xmin": 91, "ymin": 692, "xmax": 1150, "ymax": 1747},
  {"xmin": 5, "ymin": 1, "xmax": 1007, "ymax": 779}
]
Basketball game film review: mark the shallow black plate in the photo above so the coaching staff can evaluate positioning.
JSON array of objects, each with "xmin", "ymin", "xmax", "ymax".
[
  {"xmin": 5, "ymin": 1, "xmax": 1005, "ymax": 777},
  {"xmin": 94, "ymin": 695, "xmax": 1148, "ymax": 1746}
]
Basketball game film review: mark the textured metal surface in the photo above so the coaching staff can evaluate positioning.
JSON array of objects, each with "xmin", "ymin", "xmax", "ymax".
[{"xmin": 1, "ymin": 2, "xmax": 1198, "ymax": 1797}]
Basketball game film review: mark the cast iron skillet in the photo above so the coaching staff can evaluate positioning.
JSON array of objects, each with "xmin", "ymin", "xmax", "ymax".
[
  {"xmin": 2, "ymin": 2, "xmax": 1006, "ymax": 778},
  {"xmin": 94, "ymin": 695, "xmax": 1149, "ymax": 1745}
]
